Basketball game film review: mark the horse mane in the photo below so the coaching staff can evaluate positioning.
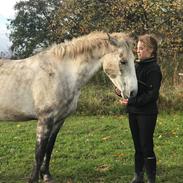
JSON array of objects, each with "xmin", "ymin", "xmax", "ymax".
[
  {"xmin": 0, "ymin": 58, "xmax": 11, "ymax": 67},
  {"xmin": 45, "ymin": 31, "xmax": 131, "ymax": 59}
]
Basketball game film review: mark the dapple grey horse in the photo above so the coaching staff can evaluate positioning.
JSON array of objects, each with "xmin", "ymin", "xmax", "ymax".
[{"xmin": 0, "ymin": 31, "xmax": 137, "ymax": 183}]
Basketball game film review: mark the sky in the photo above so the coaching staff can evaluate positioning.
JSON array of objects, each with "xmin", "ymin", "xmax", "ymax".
[{"xmin": 0, "ymin": 0, "xmax": 20, "ymax": 57}]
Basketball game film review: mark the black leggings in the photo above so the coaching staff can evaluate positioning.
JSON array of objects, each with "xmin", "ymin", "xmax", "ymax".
[{"xmin": 128, "ymin": 113, "xmax": 157, "ymax": 172}]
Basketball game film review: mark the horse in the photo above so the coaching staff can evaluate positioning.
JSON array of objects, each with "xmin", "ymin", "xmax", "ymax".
[{"xmin": 0, "ymin": 31, "xmax": 137, "ymax": 183}]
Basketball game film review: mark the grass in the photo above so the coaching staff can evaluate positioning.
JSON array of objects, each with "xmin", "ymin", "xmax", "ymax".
[{"xmin": 0, "ymin": 113, "xmax": 183, "ymax": 183}]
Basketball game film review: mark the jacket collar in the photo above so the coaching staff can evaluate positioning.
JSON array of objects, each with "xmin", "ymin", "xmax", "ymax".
[{"xmin": 135, "ymin": 57, "xmax": 156, "ymax": 64}]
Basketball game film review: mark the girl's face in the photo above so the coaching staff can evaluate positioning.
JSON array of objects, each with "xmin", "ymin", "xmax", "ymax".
[{"xmin": 137, "ymin": 41, "xmax": 153, "ymax": 60}]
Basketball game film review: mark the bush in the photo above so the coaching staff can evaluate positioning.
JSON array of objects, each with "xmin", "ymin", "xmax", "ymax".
[
  {"xmin": 76, "ymin": 84, "xmax": 126, "ymax": 115},
  {"xmin": 159, "ymin": 85, "xmax": 183, "ymax": 113},
  {"xmin": 76, "ymin": 83, "xmax": 183, "ymax": 115}
]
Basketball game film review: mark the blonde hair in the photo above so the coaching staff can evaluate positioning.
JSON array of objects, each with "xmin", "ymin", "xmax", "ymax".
[{"xmin": 138, "ymin": 34, "xmax": 158, "ymax": 57}]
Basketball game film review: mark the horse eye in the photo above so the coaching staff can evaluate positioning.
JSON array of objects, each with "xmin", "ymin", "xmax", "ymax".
[{"xmin": 120, "ymin": 60, "xmax": 127, "ymax": 65}]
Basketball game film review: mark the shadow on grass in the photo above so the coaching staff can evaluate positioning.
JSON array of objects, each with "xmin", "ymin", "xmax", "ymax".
[
  {"xmin": 0, "ymin": 174, "xmax": 29, "ymax": 183},
  {"xmin": 0, "ymin": 164, "xmax": 183, "ymax": 183},
  {"xmin": 54, "ymin": 164, "xmax": 183, "ymax": 183},
  {"xmin": 157, "ymin": 164, "xmax": 183, "ymax": 183}
]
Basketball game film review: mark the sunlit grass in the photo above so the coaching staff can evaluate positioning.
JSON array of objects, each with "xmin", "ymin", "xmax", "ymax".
[{"xmin": 0, "ymin": 113, "xmax": 183, "ymax": 182}]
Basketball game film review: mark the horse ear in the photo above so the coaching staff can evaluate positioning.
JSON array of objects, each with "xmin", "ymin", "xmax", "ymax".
[
  {"xmin": 107, "ymin": 33, "xmax": 119, "ymax": 47},
  {"xmin": 125, "ymin": 34, "xmax": 136, "ymax": 49},
  {"xmin": 128, "ymin": 31, "xmax": 138, "ymax": 42},
  {"xmin": 107, "ymin": 33, "xmax": 134, "ymax": 49}
]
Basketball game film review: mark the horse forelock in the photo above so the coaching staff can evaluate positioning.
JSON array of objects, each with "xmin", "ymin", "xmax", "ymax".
[{"xmin": 47, "ymin": 31, "xmax": 132, "ymax": 60}]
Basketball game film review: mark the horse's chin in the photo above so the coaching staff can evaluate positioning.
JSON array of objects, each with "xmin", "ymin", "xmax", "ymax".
[{"xmin": 122, "ymin": 94, "xmax": 129, "ymax": 99}]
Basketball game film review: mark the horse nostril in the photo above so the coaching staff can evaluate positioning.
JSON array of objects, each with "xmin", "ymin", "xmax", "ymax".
[
  {"xmin": 130, "ymin": 90, "xmax": 137, "ymax": 97},
  {"xmin": 124, "ymin": 94, "xmax": 128, "ymax": 99}
]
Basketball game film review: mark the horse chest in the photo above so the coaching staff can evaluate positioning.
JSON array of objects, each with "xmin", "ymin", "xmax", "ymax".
[{"xmin": 51, "ymin": 90, "xmax": 81, "ymax": 120}]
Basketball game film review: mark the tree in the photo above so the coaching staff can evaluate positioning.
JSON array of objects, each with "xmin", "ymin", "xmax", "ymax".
[
  {"xmin": 9, "ymin": 0, "xmax": 182, "ymax": 58},
  {"xmin": 8, "ymin": 0, "xmax": 182, "ymax": 85},
  {"xmin": 9, "ymin": 0, "xmax": 60, "ymax": 58},
  {"xmin": 51, "ymin": 0, "xmax": 114, "ymax": 40}
]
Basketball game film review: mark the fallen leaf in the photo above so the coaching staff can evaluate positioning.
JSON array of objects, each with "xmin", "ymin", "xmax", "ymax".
[{"xmin": 101, "ymin": 136, "xmax": 111, "ymax": 141}]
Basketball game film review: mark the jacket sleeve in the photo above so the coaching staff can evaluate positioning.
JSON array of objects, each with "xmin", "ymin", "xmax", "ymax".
[{"xmin": 128, "ymin": 68, "xmax": 162, "ymax": 107}]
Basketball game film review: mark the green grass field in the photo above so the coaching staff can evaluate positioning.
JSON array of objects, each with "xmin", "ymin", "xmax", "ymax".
[{"xmin": 0, "ymin": 113, "xmax": 183, "ymax": 183}]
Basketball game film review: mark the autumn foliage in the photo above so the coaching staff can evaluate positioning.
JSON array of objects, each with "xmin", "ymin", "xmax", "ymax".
[{"xmin": 9, "ymin": 0, "xmax": 182, "ymax": 88}]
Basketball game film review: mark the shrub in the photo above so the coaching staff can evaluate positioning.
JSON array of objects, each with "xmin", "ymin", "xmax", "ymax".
[{"xmin": 76, "ymin": 83, "xmax": 183, "ymax": 115}]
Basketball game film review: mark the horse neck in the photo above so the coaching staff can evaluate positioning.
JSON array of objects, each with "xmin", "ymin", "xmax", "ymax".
[
  {"xmin": 73, "ymin": 45, "xmax": 115, "ymax": 89},
  {"xmin": 74, "ymin": 56, "xmax": 102, "ymax": 89}
]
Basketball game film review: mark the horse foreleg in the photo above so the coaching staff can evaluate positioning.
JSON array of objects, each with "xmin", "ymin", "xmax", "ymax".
[
  {"xmin": 29, "ymin": 118, "xmax": 53, "ymax": 183},
  {"xmin": 40, "ymin": 121, "xmax": 64, "ymax": 183}
]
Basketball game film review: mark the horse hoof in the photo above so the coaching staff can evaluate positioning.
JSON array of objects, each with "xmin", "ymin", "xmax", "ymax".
[{"xmin": 43, "ymin": 174, "xmax": 54, "ymax": 183}]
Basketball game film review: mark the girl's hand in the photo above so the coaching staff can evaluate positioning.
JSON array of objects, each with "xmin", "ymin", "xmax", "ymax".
[{"xmin": 119, "ymin": 99, "xmax": 128, "ymax": 105}]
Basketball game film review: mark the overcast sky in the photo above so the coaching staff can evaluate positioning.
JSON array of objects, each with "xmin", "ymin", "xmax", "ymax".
[
  {"xmin": 0, "ymin": 0, "xmax": 18, "ymax": 32},
  {"xmin": 0, "ymin": 0, "xmax": 18, "ymax": 17},
  {"xmin": 0, "ymin": 0, "xmax": 20, "ymax": 56}
]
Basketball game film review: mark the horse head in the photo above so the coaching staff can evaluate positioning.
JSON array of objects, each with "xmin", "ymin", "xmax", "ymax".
[{"xmin": 102, "ymin": 33, "xmax": 138, "ymax": 99}]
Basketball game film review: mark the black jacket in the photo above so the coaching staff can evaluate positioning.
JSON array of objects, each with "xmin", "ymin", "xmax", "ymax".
[{"xmin": 127, "ymin": 57, "xmax": 162, "ymax": 114}]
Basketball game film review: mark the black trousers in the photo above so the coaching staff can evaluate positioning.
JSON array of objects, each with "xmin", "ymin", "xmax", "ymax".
[{"xmin": 128, "ymin": 113, "xmax": 157, "ymax": 173}]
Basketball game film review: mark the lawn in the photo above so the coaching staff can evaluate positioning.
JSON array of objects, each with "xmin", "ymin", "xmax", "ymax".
[{"xmin": 0, "ymin": 113, "xmax": 183, "ymax": 183}]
